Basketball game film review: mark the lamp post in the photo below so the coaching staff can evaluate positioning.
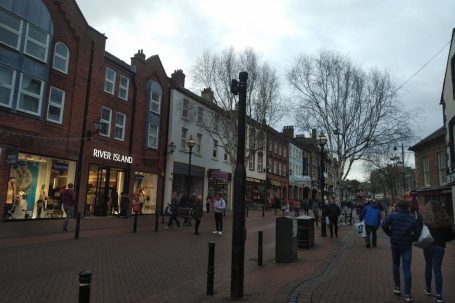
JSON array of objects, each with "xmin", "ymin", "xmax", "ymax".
[
  {"xmin": 317, "ymin": 132, "xmax": 327, "ymax": 237},
  {"xmin": 186, "ymin": 135, "xmax": 195, "ymax": 199},
  {"xmin": 393, "ymin": 144, "xmax": 406, "ymax": 197}
]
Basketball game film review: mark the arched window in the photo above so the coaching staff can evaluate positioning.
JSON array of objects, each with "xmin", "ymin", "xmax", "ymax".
[{"xmin": 53, "ymin": 42, "xmax": 69, "ymax": 74}]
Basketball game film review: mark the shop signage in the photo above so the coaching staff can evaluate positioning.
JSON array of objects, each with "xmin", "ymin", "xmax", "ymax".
[
  {"xmin": 6, "ymin": 148, "xmax": 19, "ymax": 164},
  {"xmin": 446, "ymin": 172, "xmax": 455, "ymax": 184},
  {"xmin": 270, "ymin": 180, "xmax": 281, "ymax": 187},
  {"xmin": 93, "ymin": 148, "xmax": 133, "ymax": 164},
  {"xmin": 209, "ymin": 169, "xmax": 228, "ymax": 182},
  {"xmin": 52, "ymin": 161, "xmax": 68, "ymax": 173},
  {"xmin": 246, "ymin": 177, "xmax": 261, "ymax": 183}
]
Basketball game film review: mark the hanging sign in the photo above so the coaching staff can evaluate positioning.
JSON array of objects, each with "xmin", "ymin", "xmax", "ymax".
[{"xmin": 6, "ymin": 148, "xmax": 19, "ymax": 165}]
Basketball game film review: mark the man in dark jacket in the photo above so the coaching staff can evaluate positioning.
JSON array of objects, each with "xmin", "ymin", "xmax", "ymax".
[
  {"xmin": 381, "ymin": 200, "xmax": 420, "ymax": 302},
  {"xmin": 325, "ymin": 198, "xmax": 341, "ymax": 238},
  {"xmin": 61, "ymin": 183, "xmax": 76, "ymax": 232},
  {"xmin": 361, "ymin": 200, "xmax": 382, "ymax": 248}
]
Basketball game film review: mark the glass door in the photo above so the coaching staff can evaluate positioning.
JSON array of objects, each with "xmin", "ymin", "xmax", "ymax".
[{"xmin": 94, "ymin": 167, "xmax": 110, "ymax": 216}]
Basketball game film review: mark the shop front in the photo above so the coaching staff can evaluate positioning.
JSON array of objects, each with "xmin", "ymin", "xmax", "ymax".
[
  {"xmin": 3, "ymin": 152, "xmax": 76, "ymax": 221},
  {"xmin": 208, "ymin": 169, "xmax": 230, "ymax": 201},
  {"xmin": 132, "ymin": 172, "xmax": 158, "ymax": 214},
  {"xmin": 245, "ymin": 177, "xmax": 266, "ymax": 205},
  {"xmin": 171, "ymin": 162, "xmax": 205, "ymax": 203}
]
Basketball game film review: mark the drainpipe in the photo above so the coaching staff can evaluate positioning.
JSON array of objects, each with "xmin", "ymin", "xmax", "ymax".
[{"xmin": 126, "ymin": 73, "xmax": 137, "ymax": 196}]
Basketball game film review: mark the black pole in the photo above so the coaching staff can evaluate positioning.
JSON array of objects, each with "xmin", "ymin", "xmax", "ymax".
[
  {"xmin": 320, "ymin": 144, "xmax": 327, "ymax": 237},
  {"xmin": 230, "ymin": 71, "xmax": 248, "ymax": 298},
  {"xmin": 401, "ymin": 143, "xmax": 405, "ymax": 196},
  {"xmin": 258, "ymin": 231, "xmax": 263, "ymax": 266},
  {"xmin": 133, "ymin": 212, "xmax": 138, "ymax": 233},
  {"xmin": 74, "ymin": 211, "xmax": 81, "ymax": 240},
  {"xmin": 187, "ymin": 146, "xmax": 193, "ymax": 199},
  {"xmin": 207, "ymin": 241, "xmax": 215, "ymax": 296},
  {"xmin": 262, "ymin": 202, "xmax": 265, "ymax": 217},
  {"xmin": 78, "ymin": 270, "xmax": 92, "ymax": 303},
  {"xmin": 246, "ymin": 205, "xmax": 249, "ymax": 217}
]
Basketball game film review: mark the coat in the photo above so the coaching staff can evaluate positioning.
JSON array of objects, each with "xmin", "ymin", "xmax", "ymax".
[
  {"xmin": 361, "ymin": 203, "xmax": 381, "ymax": 228},
  {"xmin": 381, "ymin": 209, "xmax": 419, "ymax": 248}
]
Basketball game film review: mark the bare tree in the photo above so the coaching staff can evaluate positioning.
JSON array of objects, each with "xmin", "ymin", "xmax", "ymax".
[
  {"xmin": 190, "ymin": 47, "xmax": 286, "ymax": 164},
  {"xmin": 287, "ymin": 49, "xmax": 416, "ymax": 198}
]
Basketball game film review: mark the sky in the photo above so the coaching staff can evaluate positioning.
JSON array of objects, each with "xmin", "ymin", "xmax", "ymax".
[{"xmin": 76, "ymin": 0, "xmax": 455, "ymax": 180}]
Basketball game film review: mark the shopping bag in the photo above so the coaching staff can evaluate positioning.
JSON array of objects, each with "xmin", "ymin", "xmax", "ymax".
[
  {"xmin": 355, "ymin": 221, "xmax": 366, "ymax": 238},
  {"xmin": 413, "ymin": 224, "xmax": 433, "ymax": 249}
]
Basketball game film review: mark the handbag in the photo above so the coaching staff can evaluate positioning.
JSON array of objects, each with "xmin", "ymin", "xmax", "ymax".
[
  {"xmin": 413, "ymin": 224, "xmax": 433, "ymax": 249},
  {"xmin": 355, "ymin": 220, "xmax": 366, "ymax": 238}
]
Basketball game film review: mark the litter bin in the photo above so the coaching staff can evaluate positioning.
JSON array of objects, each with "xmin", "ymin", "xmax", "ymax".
[
  {"xmin": 297, "ymin": 216, "xmax": 314, "ymax": 248},
  {"xmin": 275, "ymin": 216, "xmax": 298, "ymax": 263}
]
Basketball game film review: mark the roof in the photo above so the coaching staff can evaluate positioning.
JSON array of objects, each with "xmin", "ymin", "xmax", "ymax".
[
  {"xmin": 409, "ymin": 126, "xmax": 445, "ymax": 151},
  {"xmin": 105, "ymin": 51, "xmax": 134, "ymax": 73}
]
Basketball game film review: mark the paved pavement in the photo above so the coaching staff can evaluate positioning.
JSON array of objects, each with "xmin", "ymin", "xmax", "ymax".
[{"xmin": 0, "ymin": 210, "xmax": 454, "ymax": 303}]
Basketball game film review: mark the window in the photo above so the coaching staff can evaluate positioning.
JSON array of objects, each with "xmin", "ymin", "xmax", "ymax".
[
  {"xmin": 147, "ymin": 124, "xmax": 158, "ymax": 148},
  {"xmin": 224, "ymin": 152, "xmax": 228, "ymax": 162},
  {"xmin": 212, "ymin": 140, "xmax": 218, "ymax": 159},
  {"xmin": 149, "ymin": 81, "xmax": 162, "ymax": 114},
  {"xmin": 182, "ymin": 98, "xmax": 189, "ymax": 119},
  {"xmin": 0, "ymin": 65, "xmax": 15, "ymax": 108},
  {"xmin": 180, "ymin": 127, "xmax": 188, "ymax": 149},
  {"xmin": 197, "ymin": 106, "xmax": 203, "ymax": 124},
  {"xmin": 104, "ymin": 67, "xmax": 116, "ymax": 94},
  {"xmin": 196, "ymin": 133, "xmax": 202, "ymax": 154},
  {"xmin": 118, "ymin": 75, "xmax": 129, "ymax": 100},
  {"xmin": 46, "ymin": 87, "xmax": 65, "ymax": 124},
  {"xmin": 24, "ymin": 23, "xmax": 49, "ymax": 62},
  {"xmin": 52, "ymin": 42, "xmax": 69, "ymax": 74},
  {"xmin": 257, "ymin": 152, "xmax": 263, "ymax": 172},
  {"xmin": 17, "ymin": 73, "xmax": 44, "ymax": 115},
  {"xmin": 100, "ymin": 107, "xmax": 112, "ymax": 137},
  {"xmin": 249, "ymin": 154, "xmax": 254, "ymax": 170},
  {"xmin": 437, "ymin": 151, "xmax": 447, "ymax": 185},
  {"xmin": 422, "ymin": 156, "xmax": 430, "ymax": 187},
  {"xmin": 0, "ymin": 9, "xmax": 22, "ymax": 50},
  {"xmin": 114, "ymin": 112, "xmax": 126, "ymax": 141}
]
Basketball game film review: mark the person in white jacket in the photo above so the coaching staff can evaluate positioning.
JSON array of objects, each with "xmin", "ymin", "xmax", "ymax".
[{"xmin": 212, "ymin": 194, "xmax": 226, "ymax": 235}]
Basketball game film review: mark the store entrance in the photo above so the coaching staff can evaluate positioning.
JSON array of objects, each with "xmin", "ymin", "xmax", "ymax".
[{"xmin": 87, "ymin": 165, "xmax": 125, "ymax": 216}]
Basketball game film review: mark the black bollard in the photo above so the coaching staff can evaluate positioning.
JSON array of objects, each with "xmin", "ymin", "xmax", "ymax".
[
  {"xmin": 246, "ymin": 206, "xmax": 249, "ymax": 217},
  {"xmin": 258, "ymin": 231, "xmax": 263, "ymax": 266},
  {"xmin": 78, "ymin": 270, "xmax": 92, "ymax": 303},
  {"xmin": 207, "ymin": 241, "xmax": 215, "ymax": 295},
  {"xmin": 74, "ymin": 211, "xmax": 81, "ymax": 240},
  {"xmin": 133, "ymin": 212, "xmax": 138, "ymax": 233},
  {"xmin": 321, "ymin": 215, "xmax": 327, "ymax": 237}
]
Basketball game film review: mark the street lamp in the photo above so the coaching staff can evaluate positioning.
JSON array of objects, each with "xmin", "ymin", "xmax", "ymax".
[
  {"xmin": 186, "ymin": 135, "xmax": 195, "ymax": 199},
  {"xmin": 317, "ymin": 132, "xmax": 327, "ymax": 237},
  {"xmin": 394, "ymin": 144, "xmax": 406, "ymax": 197}
]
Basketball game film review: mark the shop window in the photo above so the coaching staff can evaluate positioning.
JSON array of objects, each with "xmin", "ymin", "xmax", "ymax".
[
  {"xmin": 47, "ymin": 86, "xmax": 65, "ymax": 124},
  {"xmin": 100, "ymin": 106, "xmax": 112, "ymax": 137},
  {"xmin": 133, "ymin": 172, "xmax": 158, "ymax": 214},
  {"xmin": 114, "ymin": 112, "xmax": 126, "ymax": 141},
  {"xmin": 180, "ymin": 127, "xmax": 188, "ymax": 149},
  {"xmin": 52, "ymin": 42, "xmax": 69, "ymax": 74},
  {"xmin": 118, "ymin": 75, "xmax": 129, "ymax": 100},
  {"xmin": 196, "ymin": 133, "xmax": 202, "ymax": 154},
  {"xmin": 24, "ymin": 23, "xmax": 49, "ymax": 62},
  {"xmin": 17, "ymin": 73, "xmax": 44, "ymax": 116},
  {"xmin": 0, "ymin": 64, "xmax": 15, "ymax": 108},
  {"xmin": 149, "ymin": 81, "xmax": 162, "ymax": 114},
  {"xmin": 147, "ymin": 124, "xmax": 158, "ymax": 149},
  {"xmin": 0, "ymin": 9, "xmax": 22, "ymax": 50},
  {"xmin": 422, "ymin": 156, "xmax": 430, "ymax": 187},
  {"xmin": 104, "ymin": 67, "xmax": 116, "ymax": 94}
]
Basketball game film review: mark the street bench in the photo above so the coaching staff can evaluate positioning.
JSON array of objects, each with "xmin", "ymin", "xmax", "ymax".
[{"xmin": 161, "ymin": 207, "xmax": 193, "ymax": 226}]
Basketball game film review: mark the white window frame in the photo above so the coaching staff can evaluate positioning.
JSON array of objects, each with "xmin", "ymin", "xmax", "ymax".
[
  {"xmin": 100, "ymin": 106, "xmax": 112, "ymax": 137},
  {"xmin": 437, "ymin": 151, "xmax": 447, "ymax": 185},
  {"xmin": 114, "ymin": 112, "xmax": 126, "ymax": 141},
  {"xmin": 197, "ymin": 106, "xmax": 203, "ymax": 124},
  {"xmin": 150, "ymin": 90, "xmax": 161, "ymax": 114},
  {"xmin": 147, "ymin": 124, "xmax": 159, "ymax": 149},
  {"xmin": 182, "ymin": 98, "xmax": 189, "ymax": 119},
  {"xmin": 212, "ymin": 140, "xmax": 218, "ymax": 159},
  {"xmin": 257, "ymin": 152, "xmax": 263, "ymax": 172},
  {"xmin": 24, "ymin": 23, "xmax": 50, "ymax": 63},
  {"xmin": 118, "ymin": 75, "xmax": 129, "ymax": 101},
  {"xmin": 248, "ymin": 154, "xmax": 254, "ymax": 170},
  {"xmin": 104, "ymin": 67, "xmax": 116, "ymax": 95},
  {"xmin": 46, "ymin": 86, "xmax": 65, "ymax": 124},
  {"xmin": 422, "ymin": 156, "xmax": 430, "ymax": 187},
  {"xmin": 0, "ymin": 9, "xmax": 23, "ymax": 50},
  {"xmin": 17, "ymin": 73, "xmax": 44, "ymax": 116},
  {"xmin": 52, "ymin": 42, "xmax": 69, "ymax": 74},
  {"xmin": 180, "ymin": 127, "xmax": 188, "ymax": 149},
  {"xmin": 0, "ymin": 65, "xmax": 16, "ymax": 108},
  {"xmin": 196, "ymin": 133, "xmax": 202, "ymax": 154}
]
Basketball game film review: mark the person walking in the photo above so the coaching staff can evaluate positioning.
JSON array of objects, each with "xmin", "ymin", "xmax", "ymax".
[
  {"xmin": 61, "ymin": 183, "xmax": 76, "ymax": 232},
  {"xmin": 312, "ymin": 199, "xmax": 320, "ymax": 227},
  {"xmin": 212, "ymin": 194, "xmax": 226, "ymax": 235},
  {"xmin": 361, "ymin": 200, "xmax": 382, "ymax": 248},
  {"xmin": 381, "ymin": 200, "xmax": 420, "ymax": 302},
  {"xmin": 421, "ymin": 200, "xmax": 455, "ymax": 303},
  {"xmin": 205, "ymin": 195, "xmax": 212, "ymax": 213},
  {"xmin": 166, "ymin": 192, "xmax": 181, "ymax": 229},
  {"xmin": 325, "ymin": 198, "xmax": 341, "ymax": 238},
  {"xmin": 119, "ymin": 192, "xmax": 129, "ymax": 218},
  {"xmin": 191, "ymin": 194, "xmax": 203, "ymax": 235}
]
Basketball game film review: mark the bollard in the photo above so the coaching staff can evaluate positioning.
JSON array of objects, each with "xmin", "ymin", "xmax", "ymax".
[
  {"xmin": 246, "ymin": 206, "xmax": 249, "ymax": 217},
  {"xmin": 79, "ymin": 270, "xmax": 92, "ymax": 303},
  {"xmin": 133, "ymin": 212, "xmax": 138, "ymax": 233},
  {"xmin": 321, "ymin": 215, "xmax": 327, "ymax": 237},
  {"xmin": 74, "ymin": 211, "xmax": 81, "ymax": 240},
  {"xmin": 258, "ymin": 231, "xmax": 263, "ymax": 266},
  {"xmin": 207, "ymin": 241, "xmax": 215, "ymax": 295}
]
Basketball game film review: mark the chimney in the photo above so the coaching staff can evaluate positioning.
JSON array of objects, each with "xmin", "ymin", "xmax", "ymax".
[
  {"xmin": 201, "ymin": 87, "xmax": 214, "ymax": 102},
  {"xmin": 312, "ymin": 129, "xmax": 317, "ymax": 140},
  {"xmin": 131, "ymin": 49, "xmax": 146, "ymax": 72},
  {"xmin": 282, "ymin": 126, "xmax": 294, "ymax": 139},
  {"xmin": 171, "ymin": 69, "xmax": 185, "ymax": 87},
  {"xmin": 132, "ymin": 49, "xmax": 146, "ymax": 61}
]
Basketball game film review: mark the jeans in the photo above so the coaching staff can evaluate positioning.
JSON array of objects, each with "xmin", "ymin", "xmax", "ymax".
[
  {"xmin": 215, "ymin": 212, "xmax": 223, "ymax": 231},
  {"xmin": 63, "ymin": 206, "xmax": 74, "ymax": 230},
  {"xmin": 365, "ymin": 225, "xmax": 378, "ymax": 246},
  {"xmin": 424, "ymin": 244, "xmax": 445, "ymax": 296},
  {"xmin": 328, "ymin": 217, "xmax": 338, "ymax": 237},
  {"xmin": 391, "ymin": 246, "xmax": 412, "ymax": 295},
  {"xmin": 168, "ymin": 212, "xmax": 180, "ymax": 227}
]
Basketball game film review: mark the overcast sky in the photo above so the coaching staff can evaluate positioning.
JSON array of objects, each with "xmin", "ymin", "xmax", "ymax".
[{"xmin": 76, "ymin": 0, "xmax": 454, "ymax": 180}]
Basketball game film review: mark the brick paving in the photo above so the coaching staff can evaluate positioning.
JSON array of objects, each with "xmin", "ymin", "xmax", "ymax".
[{"xmin": 0, "ymin": 210, "xmax": 453, "ymax": 303}]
